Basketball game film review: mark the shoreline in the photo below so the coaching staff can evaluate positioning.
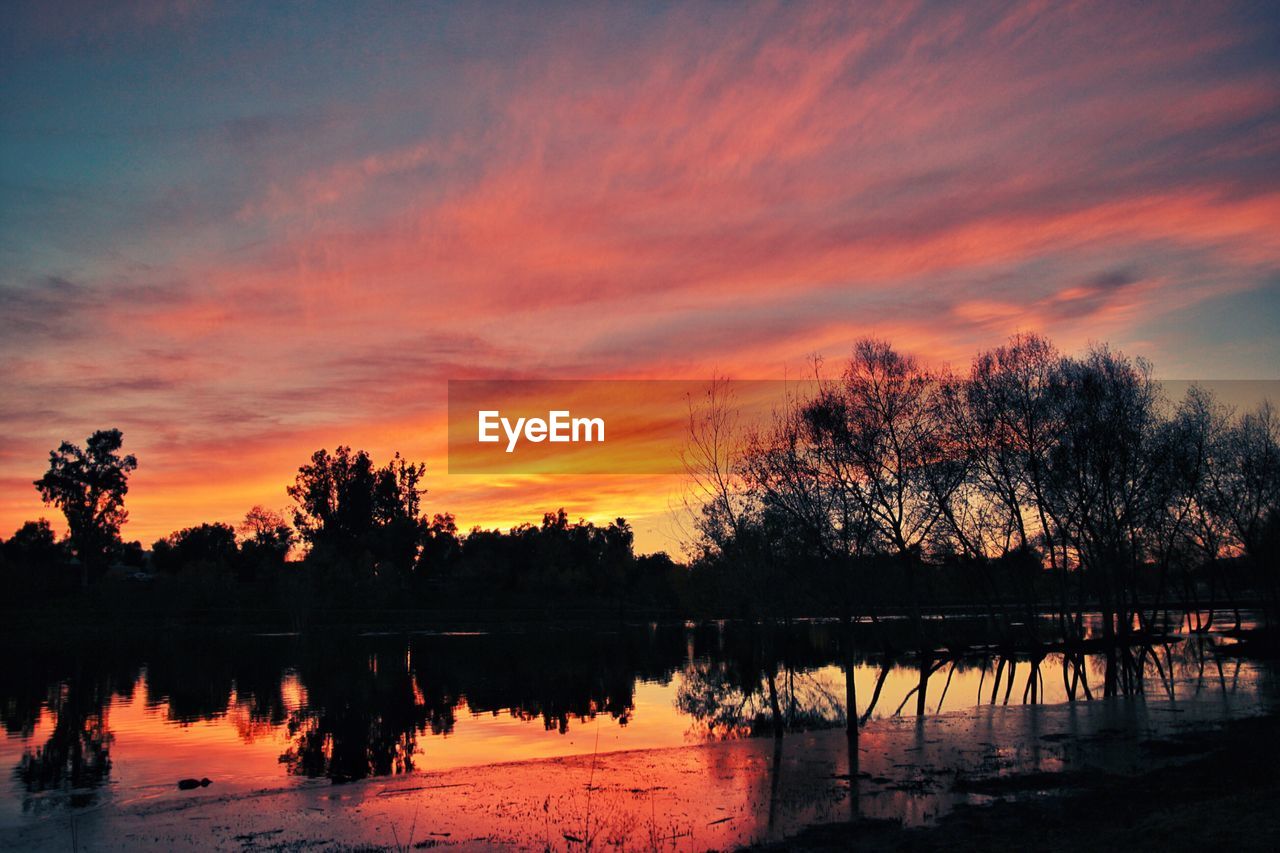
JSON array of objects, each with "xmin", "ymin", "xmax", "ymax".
[{"xmin": 754, "ymin": 712, "xmax": 1280, "ymax": 852}]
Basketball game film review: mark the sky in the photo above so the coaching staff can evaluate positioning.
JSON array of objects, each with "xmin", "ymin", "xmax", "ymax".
[{"xmin": 2, "ymin": 0, "xmax": 1279, "ymax": 553}]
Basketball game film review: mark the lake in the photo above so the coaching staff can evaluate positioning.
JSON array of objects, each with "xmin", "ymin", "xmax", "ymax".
[{"xmin": 2, "ymin": 615, "xmax": 1276, "ymax": 848}]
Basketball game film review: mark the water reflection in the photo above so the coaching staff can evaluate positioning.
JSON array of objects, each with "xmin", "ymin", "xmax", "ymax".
[
  {"xmin": 0, "ymin": 615, "xmax": 1269, "ymax": 819},
  {"xmin": 15, "ymin": 681, "xmax": 113, "ymax": 807}
]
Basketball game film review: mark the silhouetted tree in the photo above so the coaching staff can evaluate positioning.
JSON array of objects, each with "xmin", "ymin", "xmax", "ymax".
[
  {"xmin": 237, "ymin": 505, "xmax": 293, "ymax": 581},
  {"xmin": 691, "ymin": 332, "xmax": 1280, "ymax": 707},
  {"xmin": 33, "ymin": 429, "xmax": 137, "ymax": 585},
  {"xmin": 1039, "ymin": 346, "xmax": 1162, "ymax": 693},
  {"xmin": 289, "ymin": 449, "xmax": 425, "ymax": 544},
  {"xmin": 830, "ymin": 339, "xmax": 950, "ymax": 558},
  {"xmin": 3, "ymin": 519, "xmax": 65, "ymax": 566},
  {"xmin": 2, "ymin": 519, "xmax": 73, "ymax": 599},
  {"xmin": 682, "ymin": 378, "xmax": 758, "ymax": 558},
  {"xmin": 1208, "ymin": 402, "xmax": 1280, "ymax": 621},
  {"xmin": 418, "ymin": 512, "xmax": 461, "ymax": 576},
  {"xmin": 287, "ymin": 447, "xmax": 428, "ymax": 598},
  {"xmin": 1141, "ymin": 387, "xmax": 1224, "ymax": 631},
  {"xmin": 1171, "ymin": 388, "xmax": 1237, "ymax": 628},
  {"xmin": 943, "ymin": 335, "xmax": 1074, "ymax": 686},
  {"xmin": 239, "ymin": 505, "xmax": 293, "ymax": 547},
  {"xmin": 740, "ymin": 373, "xmax": 882, "ymax": 736},
  {"xmin": 151, "ymin": 523, "xmax": 238, "ymax": 575}
]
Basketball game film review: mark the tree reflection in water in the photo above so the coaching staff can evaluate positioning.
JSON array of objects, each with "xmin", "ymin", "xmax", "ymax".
[
  {"xmin": 4, "ymin": 640, "xmax": 138, "ymax": 812},
  {"xmin": 1, "ymin": 616, "xmax": 1265, "ymax": 807},
  {"xmin": 16, "ymin": 682, "xmax": 113, "ymax": 807},
  {"xmin": 675, "ymin": 661, "xmax": 844, "ymax": 738}
]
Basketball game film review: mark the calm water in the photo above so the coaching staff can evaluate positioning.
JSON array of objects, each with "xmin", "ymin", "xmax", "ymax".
[{"xmin": 1, "ymin": 615, "xmax": 1274, "ymax": 832}]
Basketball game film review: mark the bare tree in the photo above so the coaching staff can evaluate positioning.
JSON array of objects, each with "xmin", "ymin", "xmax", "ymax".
[
  {"xmin": 810, "ymin": 340, "xmax": 951, "ymax": 714},
  {"xmin": 741, "ymin": 374, "xmax": 874, "ymax": 736},
  {"xmin": 682, "ymin": 377, "xmax": 756, "ymax": 558},
  {"xmin": 684, "ymin": 334, "xmax": 1278, "ymax": 714},
  {"xmin": 682, "ymin": 379, "xmax": 789, "ymax": 735},
  {"xmin": 1040, "ymin": 346, "xmax": 1163, "ymax": 694},
  {"xmin": 1208, "ymin": 402, "xmax": 1280, "ymax": 621}
]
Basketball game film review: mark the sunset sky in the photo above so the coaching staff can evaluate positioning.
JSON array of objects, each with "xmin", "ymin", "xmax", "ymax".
[{"xmin": 2, "ymin": 1, "xmax": 1278, "ymax": 553}]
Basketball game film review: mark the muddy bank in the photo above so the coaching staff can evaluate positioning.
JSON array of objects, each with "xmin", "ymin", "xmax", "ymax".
[{"xmin": 756, "ymin": 713, "xmax": 1280, "ymax": 852}]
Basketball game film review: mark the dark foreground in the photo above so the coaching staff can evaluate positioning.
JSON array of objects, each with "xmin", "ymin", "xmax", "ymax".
[
  {"xmin": 7, "ymin": 700, "xmax": 1277, "ymax": 851},
  {"xmin": 757, "ymin": 713, "xmax": 1280, "ymax": 853},
  {"xmin": 3, "ymin": 620, "xmax": 1276, "ymax": 850}
]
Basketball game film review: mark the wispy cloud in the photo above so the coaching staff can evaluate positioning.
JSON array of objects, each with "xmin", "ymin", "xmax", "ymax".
[{"xmin": 2, "ymin": 0, "xmax": 1278, "ymax": 547}]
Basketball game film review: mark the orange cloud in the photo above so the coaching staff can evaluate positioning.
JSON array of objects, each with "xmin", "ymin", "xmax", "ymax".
[{"xmin": 3, "ymin": 0, "xmax": 1279, "ymax": 552}]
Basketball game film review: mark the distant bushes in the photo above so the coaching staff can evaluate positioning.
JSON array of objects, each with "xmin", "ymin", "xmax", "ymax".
[
  {"xmin": 3, "ymin": 448, "xmax": 687, "ymax": 618},
  {"xmin": 151, "ymin": 523, "xmax": 238, "ymax": 575},
  {"xmin": 1, "ymin": 519, "xmax": 73, "ymax": 599}
]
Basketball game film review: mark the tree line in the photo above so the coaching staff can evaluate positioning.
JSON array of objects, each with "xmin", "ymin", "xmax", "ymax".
[
  {"xmin": 685, "ymin": 332, "xmax": 1280, "ymax": 704},
  {"xmin": 3, "ymin": 333, "xmax": 1277, "ymax": 650},
  {"xmin": 2, "ymin": 437, "xmax": 683, "ymax": 619}
]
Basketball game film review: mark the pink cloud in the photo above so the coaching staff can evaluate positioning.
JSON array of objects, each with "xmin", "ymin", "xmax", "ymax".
[{"xmin": 3, "ymin": 0, "xmax": 1278, "ymax": 551}]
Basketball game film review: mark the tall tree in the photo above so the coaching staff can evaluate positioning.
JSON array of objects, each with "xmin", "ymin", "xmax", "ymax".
[
  {"xmin": 1041, "ymin": 347, "xmax": 1162, "ymax": 694},
  {"xmin": 1208, "ymin": 402, "xmax": 1280, "ymax": 618},
  {"xmin": 33, "ymin": 429, "xmax": 137, "ymax": 584},
  {"xmin": 826, "ymin": 339, "xmax": 948, "ymax": 558}
]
